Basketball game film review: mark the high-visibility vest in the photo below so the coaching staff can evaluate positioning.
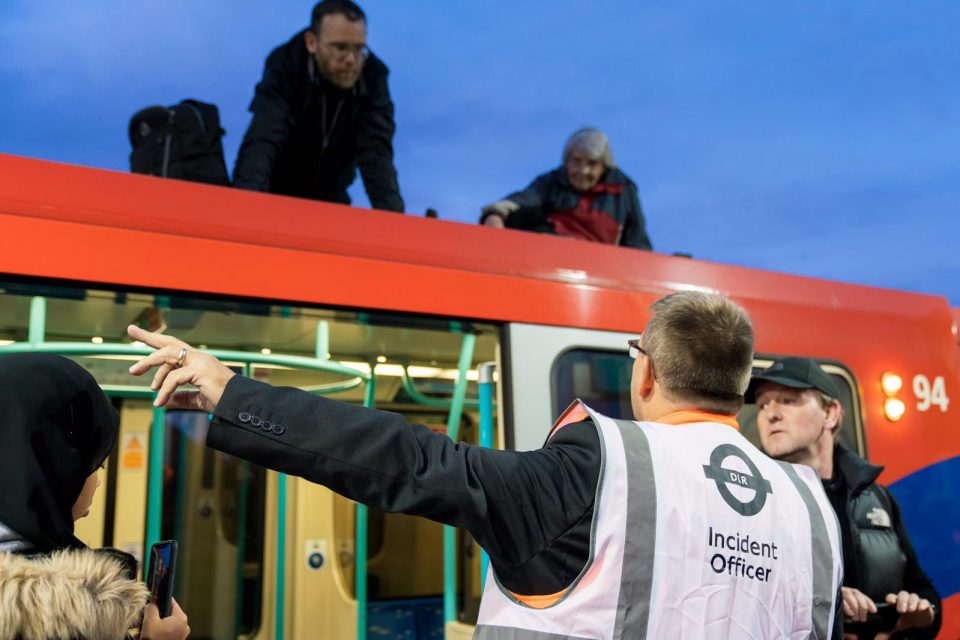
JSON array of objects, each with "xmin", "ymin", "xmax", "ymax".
[{"xmin": 474, "ymin": 401, "xmax": 842, "ymax": 640}]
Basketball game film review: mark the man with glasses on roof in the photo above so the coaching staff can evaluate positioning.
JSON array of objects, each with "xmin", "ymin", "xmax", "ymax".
[
  {"xmin": 127, "ymin": 291, "xmax": 844, "ymax": 638},
  {"xmin": 233, "ymin": 0, "xmax": 404, "ymax": 212}
]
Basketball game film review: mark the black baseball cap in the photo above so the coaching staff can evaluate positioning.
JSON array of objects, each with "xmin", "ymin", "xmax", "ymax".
[{"xmin": 745, "ymin": 357, "xmax": 839, "ymax": 403}]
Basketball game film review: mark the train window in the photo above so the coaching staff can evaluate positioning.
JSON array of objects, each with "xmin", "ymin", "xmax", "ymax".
[
  {"xmin": 551, "ymin": 348, "xmax": 633, "ymax": 420},
  {"xmin": 551, "ymin": 349, "xmax": 865, "ymax": 457},
  {"xmin": 0, "ymin": 281, "xmax": 500, "ymax": 639}
]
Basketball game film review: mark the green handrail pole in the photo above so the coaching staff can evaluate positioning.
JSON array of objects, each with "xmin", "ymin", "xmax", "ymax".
[
  {"xmin": 443, "ymin": 525, "xmax": 457, "ymax": 625},
  {"xmin": 400, "ymin": 366, "xmax": 481, "ymax": 410},
  {"xmin": 0, "ymin": 342, "xmax": 368, "ymax": 381},
  {"xmin": 477, "ymin": 362, "xmax": 496, "ymax": 588},
  {"xmin": 303, "ymin": 377, "xmax": 364, "ymax": 396},
  {"xmin": 275, "ymin": 472, "xmax": 288, "ymax": 640},
  {"xmin": 316, "ymin": 320, "xmax": 330, "ymax": 360},
  {"xmin": 357, "ymin": 369, "xmax": 376, "ymax": 640},
  {"xmin": 28, "ymin": 296, "xmax": 46, "ymax": 344},
  {"xmin": 263, "ymin": 356, "xmax": 286, "ymax": 640},
  {"xmin": 144, "ymin": 403, "xmax": 166, "ymax": 562},
  {"xmin": 444, "ymin": 333, "xmax": 477, "ymax": 625},
  {"xmin": 234, "ymin": 362, "xmax": 253, "ymax": 638},
  {"xmin": 445, "ymin": 334, "xmax": 476, "ymax": 444}
]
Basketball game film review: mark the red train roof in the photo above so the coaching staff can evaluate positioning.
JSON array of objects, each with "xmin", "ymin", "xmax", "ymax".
[{"xmin": 0, "ymin": 153, "xmax": 951, "ymax": 336}]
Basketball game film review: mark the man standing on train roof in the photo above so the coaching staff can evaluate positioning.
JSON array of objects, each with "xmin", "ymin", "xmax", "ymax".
[
  {"xmin": 127, "ymin": 291, "xmax": 844, "ymax": 639},
  {"xmin": 232, "ymin": 0, "xmax": 404, "ymax": 212},
  {"xmin": 750, "ymin": 357, "xmax": 942, "ymax": 639}
]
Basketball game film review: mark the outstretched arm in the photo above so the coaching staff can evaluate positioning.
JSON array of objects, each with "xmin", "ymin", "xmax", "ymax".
[{"xmin": 126, "ymin": 325, "xmax": 600, "ymax": 585}]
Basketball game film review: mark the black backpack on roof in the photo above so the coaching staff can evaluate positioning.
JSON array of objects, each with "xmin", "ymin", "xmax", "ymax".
[{"xmin": 128, "ymin": 99, "xmax": 229, "ymax": 186}]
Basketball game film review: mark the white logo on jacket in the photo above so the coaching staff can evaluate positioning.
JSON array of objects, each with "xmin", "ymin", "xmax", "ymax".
[{"xmin": 865, "ymin": 507, "xmax": 892, "ymax": 528}]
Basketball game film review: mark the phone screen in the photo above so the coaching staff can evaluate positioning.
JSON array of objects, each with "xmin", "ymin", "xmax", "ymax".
[{"xmin": 146, "ymin": 540, "xmax": 178, "ymax": 618}]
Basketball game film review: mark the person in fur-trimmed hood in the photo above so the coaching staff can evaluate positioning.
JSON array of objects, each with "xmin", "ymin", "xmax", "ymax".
[
  {"xmin": 0, "ymin": 548, "xmax": 149, "ymax": 639},
  {"xmin": 0, "ymin": 353, "xmax": 190, "ymax": 640}
]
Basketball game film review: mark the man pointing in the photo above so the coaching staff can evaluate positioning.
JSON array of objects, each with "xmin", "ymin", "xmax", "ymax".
[{"xmin": 128, "ymin": 291, "xmax": 843, "ymax": 638}]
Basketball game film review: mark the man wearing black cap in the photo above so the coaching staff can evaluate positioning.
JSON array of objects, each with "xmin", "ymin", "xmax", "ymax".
[{"xmin": 750, "ymin": 357, "xmax": 942, "ymax": 639}]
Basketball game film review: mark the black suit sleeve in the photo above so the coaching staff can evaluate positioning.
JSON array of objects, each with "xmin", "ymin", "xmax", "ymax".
[
  {"xmin": 232, "ymin": 51, "xmax": 293, "ymax": 192},
  {"xmin": 355, "ymin": 68, "xmax": 404, "ymax": 212},
  {"xmin": 206, "ymin": 375, "xmax": 598, "ymax": 584}
]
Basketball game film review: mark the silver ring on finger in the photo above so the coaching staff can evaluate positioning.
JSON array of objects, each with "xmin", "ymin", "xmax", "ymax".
[{"xmin": 175, "ymin": 347, "xmax": 188, "ymax": 368}]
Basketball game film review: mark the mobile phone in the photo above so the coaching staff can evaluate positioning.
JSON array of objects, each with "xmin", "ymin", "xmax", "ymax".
[
  {"xmin": 145, "ymin": 540, "xmax": 178, "ymax": 618},
  {"xmin": 844, "ymin": 602, "xmax": 899, "ymax": 636}
]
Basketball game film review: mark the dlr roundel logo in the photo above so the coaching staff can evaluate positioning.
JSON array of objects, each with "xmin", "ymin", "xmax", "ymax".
[{"xmin": 702, "ymin": 444, "xmax": 773, "ymax": 516}]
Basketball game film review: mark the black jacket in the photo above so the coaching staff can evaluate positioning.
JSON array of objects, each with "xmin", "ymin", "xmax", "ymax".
[
  {"xmin": 207, "ymin": 376, "xmax": 598, "ymax": 596},
  {"xmin": 499, "ymin": 167, "xmax": 652, "ymax": 249},
  {"xmin": 825, "ymin": 445, "xmax": 942, "ymax": 639},
  {"xmin": 233, "ymin": 31, "xmax": 404, "ymax": 212}
]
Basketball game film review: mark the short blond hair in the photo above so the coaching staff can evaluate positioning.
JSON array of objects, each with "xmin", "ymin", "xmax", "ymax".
[{"xmin": 643, "ymin": 292, "xmax": 754, "ymax": 414}]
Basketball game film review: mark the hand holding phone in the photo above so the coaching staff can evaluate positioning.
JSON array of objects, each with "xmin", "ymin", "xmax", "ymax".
[
  {"xmin": 146, "ymin": 540, "xmax": 178, "ymax": 618},
  {"xmin": 142, "ymin": 598, "xmax": 190, "ymax": 640},
  {"xmin": 844, "ymin": 602, "xmax": 899, "ymax": 637}
]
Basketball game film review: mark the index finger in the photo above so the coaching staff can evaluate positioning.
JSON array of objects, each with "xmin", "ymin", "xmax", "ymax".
[{"xmin": 128, "ymin": 324, "xmax": 178, "ymax": 350}]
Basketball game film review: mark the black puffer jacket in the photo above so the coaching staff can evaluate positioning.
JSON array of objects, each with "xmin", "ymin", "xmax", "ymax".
[
  {"xmin": 233, "ymin": 31, "xmax": 404, "ymax": 212},
  {"xmin": 826, "ymin": 445, "xmax": 942, "ymax": 639}
]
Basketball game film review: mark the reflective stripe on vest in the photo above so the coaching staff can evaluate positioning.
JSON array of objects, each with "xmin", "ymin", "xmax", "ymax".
[
  {"xmin": 476, "ymin": 415, "xmax": 660, "ymax": 640},
  {"xmin": 777, "ymin": 461, "xmax": 844, "ymax": 639},
  {"xmin": 474, "ymin": 401, "xmax": 842, "ymax": 640}
]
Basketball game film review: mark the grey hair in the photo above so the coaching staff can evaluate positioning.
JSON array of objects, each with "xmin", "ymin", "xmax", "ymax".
[
  {"xmin": 562, "ymin": 128, "xmax": 616, "ymax": 170},
  {"xmin": 643, "ymin": 291, "xmax": 755, "ymax": 414}
]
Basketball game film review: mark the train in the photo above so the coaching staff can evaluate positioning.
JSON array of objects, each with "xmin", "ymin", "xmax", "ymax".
[{"xmin": 1, "ymin": 153, "xmax": 957, "ymax": 639}]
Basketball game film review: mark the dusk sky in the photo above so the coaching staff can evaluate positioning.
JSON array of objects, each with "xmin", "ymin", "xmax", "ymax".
[{"xmin": 2, "ymin": 1, "xmax": 957, "ymax": 302}]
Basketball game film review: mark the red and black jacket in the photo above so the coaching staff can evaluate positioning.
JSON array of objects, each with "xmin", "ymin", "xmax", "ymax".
[{"xmin": 496, "ymin": 167, "xmax": 652, "ymax": 250}]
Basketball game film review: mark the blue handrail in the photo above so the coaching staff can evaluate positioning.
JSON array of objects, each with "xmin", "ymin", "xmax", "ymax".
[{"xmin": 477, "ymin": 362, "xmax": 496, "ymax": 588}]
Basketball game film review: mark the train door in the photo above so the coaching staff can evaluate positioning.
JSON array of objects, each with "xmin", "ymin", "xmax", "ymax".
[{"xmin": 505, "ymin": 324, "xmax": 636, "ymax": 451}]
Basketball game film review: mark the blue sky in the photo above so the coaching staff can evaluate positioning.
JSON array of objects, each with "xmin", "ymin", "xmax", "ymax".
[{"xmin": 2, "ymin": 1, "xmax": 958, "ymax": 302}]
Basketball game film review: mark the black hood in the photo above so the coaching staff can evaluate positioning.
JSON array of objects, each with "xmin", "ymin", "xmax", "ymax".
[{"xmin": 0, "ymin": 353, "xmax": 119, "ymax": 552}]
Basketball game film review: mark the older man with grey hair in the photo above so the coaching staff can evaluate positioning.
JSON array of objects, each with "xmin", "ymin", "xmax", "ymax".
[{"xmin": 481, "ymin": 127, "xmax": 652, "ymax": 249}]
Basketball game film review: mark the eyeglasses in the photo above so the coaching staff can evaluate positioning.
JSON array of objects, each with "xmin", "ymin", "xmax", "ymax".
[
  {"xmin": 628, "ymin": 338, "xmax": 658, "ymax": 380},
  {"xmin": 627, "ymin": 338, "xmax": 649, "ymax": 360},
  {"xmin": 319, "ymin": 41, "xmax": 370, "ymax": 62}
]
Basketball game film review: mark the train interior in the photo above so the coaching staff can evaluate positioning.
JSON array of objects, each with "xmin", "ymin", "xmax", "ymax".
[{"xmin": 0, "ymin": 282, "xmax": 498, "ymax": 639}]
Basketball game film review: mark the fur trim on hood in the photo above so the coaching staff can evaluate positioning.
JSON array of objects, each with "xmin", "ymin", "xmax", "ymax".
[{"xmin": 0, "ymin": 548, "xmax": 149, "ymax": 640}]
